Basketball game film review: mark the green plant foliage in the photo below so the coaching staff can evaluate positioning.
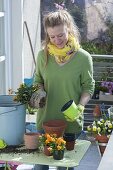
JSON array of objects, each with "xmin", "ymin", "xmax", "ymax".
[
  {"xmin": 14, "ymin": 84, "xmax": 38, "ymax": 104},
  {"xmin": 81, "ymin": 42, "xmax": 112, "ymax": 55},
  {"xmin": 14, "ymin": 83, "xmax": 39, "ymax": 114}
]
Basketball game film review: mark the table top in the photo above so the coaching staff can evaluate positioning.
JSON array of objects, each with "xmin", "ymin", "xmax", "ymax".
[{"xmin": 0, "ymin": 140, "xmax": 90, "ymax": 168}]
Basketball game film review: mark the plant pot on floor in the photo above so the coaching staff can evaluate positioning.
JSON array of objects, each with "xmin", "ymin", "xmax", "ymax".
[
  {"xmin": 93, "ymin": 105, "xmax": 101, "ymax": 117},
  {"xmin": 24, "ymin": 132, "xmax": 39, "ymax": 150},
  {"xmin": 96, "ymin": 135, "xmax": 109, "ymax": 156}
]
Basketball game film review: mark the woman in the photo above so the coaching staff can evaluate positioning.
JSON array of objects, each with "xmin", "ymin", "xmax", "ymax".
[{"xmin": 31, "ymin": 10, "xmax": 95, "ymax": 170}]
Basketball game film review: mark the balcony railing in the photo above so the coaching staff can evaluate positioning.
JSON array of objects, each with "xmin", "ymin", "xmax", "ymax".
[{"xmin": 84, "ymin": 54, "xmax": 113, "ymax": 130}]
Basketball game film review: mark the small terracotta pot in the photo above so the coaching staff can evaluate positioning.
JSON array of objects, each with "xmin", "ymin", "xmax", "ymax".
[
  {"xmin": 93, "ymin": 105, "xmax": 101, "ymax": 117},
  {"xmin": 24, "ymin": 132, "xmax": 39, "ymax": 149},
  {"xmin": 65, "ymin": 141, "xmax": 75, "ymax": 151},
  {"xmin": 43, "ymin": 145, "xmax": 52, "ymax": 156},
  {"xmin": 96, "ymin": 135, "xmax": 109, "ymax": 156},
  {"xmin": 63, "ymin": 133, "xmax": 76, "ymax": 151},
  {"xmin": 43, "ymin": 119, "xmax": 67, "ymax": 137}
]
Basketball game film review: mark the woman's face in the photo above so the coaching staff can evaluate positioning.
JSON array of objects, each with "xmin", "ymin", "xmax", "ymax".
[{"xmin": 47, "ymin": 25, "xmax": 68, "ymax": 49}]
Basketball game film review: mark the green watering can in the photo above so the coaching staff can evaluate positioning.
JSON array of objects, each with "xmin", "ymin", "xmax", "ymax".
[{"xmin": 61, "ymin": 100, "xmax": 80, "ymax": 121}]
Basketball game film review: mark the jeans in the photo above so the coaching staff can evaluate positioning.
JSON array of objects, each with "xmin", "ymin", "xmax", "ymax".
[
  {"xmin": 34, "ymin": 165, "xmax": 74, "ymax": 170},
  {"xmin": 34, "ymin": 164, "xmax": 49, "ymax": 170},
  {"xmin": 57, "ymin": 167, "xmax": 74, "ymax": 170}
]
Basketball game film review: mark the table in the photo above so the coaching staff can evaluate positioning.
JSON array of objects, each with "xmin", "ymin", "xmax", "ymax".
[{"xmin": 0, "ymin": 140, "xmax": 90, "ymax": 168}]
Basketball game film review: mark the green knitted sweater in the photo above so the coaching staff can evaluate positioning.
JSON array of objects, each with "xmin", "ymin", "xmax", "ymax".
[{"xmin": 34, "ymin": 48, "xmax": 95, "ymax": 133}]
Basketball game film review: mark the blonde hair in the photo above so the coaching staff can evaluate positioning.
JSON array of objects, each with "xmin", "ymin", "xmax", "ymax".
[{"xmin": 42, "ymin": 10, "xmax": 80, "ymax": 65}]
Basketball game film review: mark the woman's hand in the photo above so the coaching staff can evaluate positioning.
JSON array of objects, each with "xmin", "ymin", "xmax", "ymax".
[{"xmin": 29, "ymin": 89, "xmax": 46, "ymax": 108}]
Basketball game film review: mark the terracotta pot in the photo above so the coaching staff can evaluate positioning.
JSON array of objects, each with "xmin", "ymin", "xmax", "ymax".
[
  {"xmin": 24, "ymin": 132, "xmax": 39, "ymax": 149},
  {"xmin": 42, "ymin": 119, "xmax": 67, "ymax": 137},
  {"xmin": 53, "ymin": 150, "xmax": 64, "ymax": 160},
  {"xmin": 63, "ymin": 133, "xmax": 75, "ymax": 151},
  {"xmin": 65, "ymin": 141, "xmax": 75, "ymax": 151},
  {"xmin": 93, "ymin": 105, "xmax": 101, "ymax": 117},
  {"xmin": 96, "ymin": 135, "xmax": 109, "ymax": 156},
  {"xmin": 43, "ymin": 145, "xmax": 52, "ymax": 156}
]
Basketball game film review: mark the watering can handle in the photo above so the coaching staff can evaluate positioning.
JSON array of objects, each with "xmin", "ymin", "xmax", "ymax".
[{"xmin": 0, "ymin": 107, "xmax": 17, "ymax": 115}]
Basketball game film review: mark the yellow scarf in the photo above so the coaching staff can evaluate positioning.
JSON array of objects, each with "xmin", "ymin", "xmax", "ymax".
[{"xmin": 47, "ymin": 35, "xmax": 80, "ymax": 63}]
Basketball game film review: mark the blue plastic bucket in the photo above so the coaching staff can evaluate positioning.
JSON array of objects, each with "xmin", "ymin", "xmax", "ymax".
[
  {"xmin": 0, "ymin": 95, "xmax": 26, "ymax": 145},
  {"xmin": 24, "ymin": 77, "xmax": 33, "ymax": 86}
]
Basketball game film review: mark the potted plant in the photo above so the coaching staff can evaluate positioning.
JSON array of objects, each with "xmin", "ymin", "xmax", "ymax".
[
  {"xmin": 13, "ymin": 83, "xmax": 39, "ymax": 114},
  {"xmin": 99, "ymin": 81, "xmax": 113, "ymax": 101},
  {"xmin": 39, "ymin": 133, "xmax": 66, "ymax": 159},
  {"xmin": 87, "ymin": 110, "xmax": 113, "ymax": 156},
  {"xmin": 38, "ymin": 133, "xmax": 56, "ymax": 156},
  {"xmin": 48, "ymin": 135, "xmax": 66, "ymax": 160},
  {"xmin": 97, "ymin": 68, "xmax": 113, "ymax": 101}
]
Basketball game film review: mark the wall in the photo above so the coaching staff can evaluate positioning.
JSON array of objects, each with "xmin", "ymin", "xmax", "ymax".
[
  {"xmin": 85, "ymin": 0, "xmax": 113, "ymax": 40},
  {"xmin": 23, "ymin": 0, "xmax": 41, "ymax": 79}
]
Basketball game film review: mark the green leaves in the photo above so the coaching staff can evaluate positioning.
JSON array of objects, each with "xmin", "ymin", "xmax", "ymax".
[{"xmin": 14, "ymin": 83, "xmax": 38, "ymax": 105}]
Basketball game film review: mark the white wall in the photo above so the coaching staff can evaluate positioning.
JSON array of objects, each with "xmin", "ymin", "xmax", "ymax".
[
  {"xmin": 85, "ymin": 0, "xmax": 113, "ymax": 40},
  {"xmin": 23, "ymin": 0, "xmax": 41, "ymax": 79},
  {"xmin": 4, "ymin": 0, "xmax": 23, "ymax": 93},
  {"xmin": 4, "ymin": 0, "xmax": 41, "ymax": 93},
  {"xmin": 11, "ymin": 0, "xmax": 23, "ymax": 91}
]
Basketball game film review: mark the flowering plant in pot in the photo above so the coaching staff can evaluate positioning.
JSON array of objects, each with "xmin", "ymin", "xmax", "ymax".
[
  {"xmin": 48, "ymin": 135, "xmax": 66, "ymax": 160},
  {"xmin": 98, "ymin": 68, "xmax": 113, "ymax": 100},
  {"xmin": 39, "ymin": 133, "xmax": 66, "ymax": 159},
  {"xmin": 99, "ymin": 81, "xmax": 113, "ymax": 95},
  {"xmin": 87, "ymin": 117, "xmax": 113, "ymax": 138},
  {"xmin": 87, "ymin": 108, "xmax": 113, "ymax": 155},
  {"xmin": 38, "ymin": 133, "xmax": 57, "ymax": 156}
]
